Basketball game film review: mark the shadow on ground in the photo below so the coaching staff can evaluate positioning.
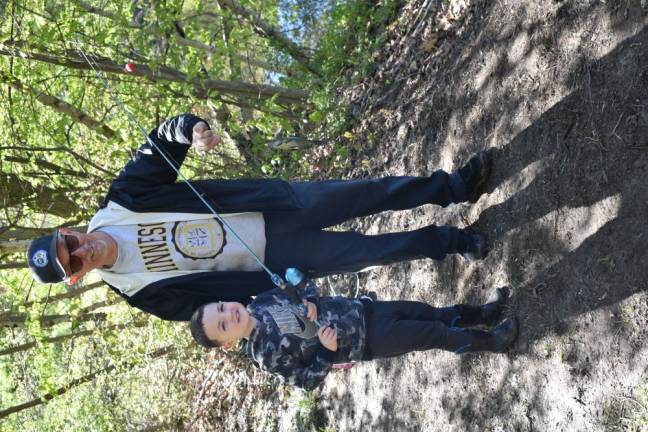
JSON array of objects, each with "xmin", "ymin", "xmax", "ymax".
[{"xmin": 323, "ymin": 1, "xmax": 648, "ymax": 431}]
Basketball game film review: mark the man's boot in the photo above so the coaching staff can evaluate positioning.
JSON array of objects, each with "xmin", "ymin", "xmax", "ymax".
[
  {"xmin": 458, "ymin": 231, "xmax": 489, "ymax": 262},
  {"xmin": 457, "ymin": 149, "xmax": 493, "ymax": 203}
]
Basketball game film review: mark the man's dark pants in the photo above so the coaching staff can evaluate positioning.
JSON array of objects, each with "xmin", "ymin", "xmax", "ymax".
[{"xmin": 264, "ymin": 170, "xmax": 469, "ymax": 277}]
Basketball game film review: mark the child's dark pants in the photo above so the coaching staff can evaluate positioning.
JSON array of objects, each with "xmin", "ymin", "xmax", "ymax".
[
  {"xmin": 264, "ymin": 172, "xmax": 468, "ymax": 277},
  {"xmin": 362, "ymin": 300, "xmax": 485, "ymax": 359}
]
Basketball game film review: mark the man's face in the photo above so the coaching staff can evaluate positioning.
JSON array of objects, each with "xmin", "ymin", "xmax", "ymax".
[
  {"xmin": 202, "ymin": 302, "xmax": 253, "ymax": 348},
  {"xmin": 56, "ymin": 228, "xmax": 113, "ymax": 284}
]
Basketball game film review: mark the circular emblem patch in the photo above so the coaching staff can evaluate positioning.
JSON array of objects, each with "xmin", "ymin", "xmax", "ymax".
[
  {"xmin": 32, "ymin": 249, "xmax": 49, "ymax": 267},
  {"xmin": 172, "ymin": 219, "xmax": 226, "ymax": 260}
]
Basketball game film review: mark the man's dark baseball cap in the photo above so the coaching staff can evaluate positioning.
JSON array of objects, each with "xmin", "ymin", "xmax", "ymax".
[{"xmin": 27, "ymin": 230, "xmax": 66, "ymax": 283}]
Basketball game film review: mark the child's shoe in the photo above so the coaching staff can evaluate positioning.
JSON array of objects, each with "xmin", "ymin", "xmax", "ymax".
[
  {"xmin": 463, "ymin": 317, "xmax": 518, "ymax": 353},
  {"xmin": 480, "ymin": 287, "xmax": 510, "ymax": 326},
  {"xmin": 489, "ymin": 317, "xmax": 519, "ymax": 353}
]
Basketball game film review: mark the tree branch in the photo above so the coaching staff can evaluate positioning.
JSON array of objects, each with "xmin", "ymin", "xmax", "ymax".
[
  {"xmin": 0, "ymin": 42, "xmax": 309, "ymax": 105},
  {"xmin": 215, "ymin": 0, "xmax": 321, "ymax": 77},
  {"xmin": 0, "ymin": 146, "xmax": 115, "ymax": 176},
  {"xmin": 0, "ymin": 345, "xmax": 173, "ymax": 419}
]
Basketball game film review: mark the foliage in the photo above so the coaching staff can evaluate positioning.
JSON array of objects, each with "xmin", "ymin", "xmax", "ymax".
[
  {"xmin": 0, "ymin": 0, "xmax": 405, "ymax": 429},
  {"xmin": 0, "ymin": 270, "xmax": 197, "ymax": 427},
  {"xmin": 313, "ymin": 0, "xmax": 401, "ymax": 80},
  {"xmin": 277, "ymin": 0, "xmax": 402, "ymax": 140},
  {"xmin": 626, "ymin": 385, "xmax": 648, "ymax": 431},
  {"xmin": 602, "ymin": 384, "xmax": 648, "ymax": 432},
  {"xmin": 293, "ymin": 391, "xmax": 319, "ymax": 430}
]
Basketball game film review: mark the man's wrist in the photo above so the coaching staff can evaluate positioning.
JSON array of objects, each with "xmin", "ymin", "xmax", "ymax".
[{"xmin": 184, "ymin": 115, "xmax": 209, "ymax": 143}]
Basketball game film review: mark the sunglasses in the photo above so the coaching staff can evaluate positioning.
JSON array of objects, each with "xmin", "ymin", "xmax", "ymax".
[{"xmin": 57, "ymin": 232, "xmax": 83, "ymax": 274}]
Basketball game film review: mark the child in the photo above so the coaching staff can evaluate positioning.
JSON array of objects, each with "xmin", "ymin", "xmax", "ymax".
[{"xmin": 189, "ymin": 279, "xmax": 518, "ymax": 390}]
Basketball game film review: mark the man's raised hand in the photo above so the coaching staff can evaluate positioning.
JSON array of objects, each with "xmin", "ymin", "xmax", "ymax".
[{"xmin": 192, "ymin": 121, "xmax": 221, "ymax": 153}]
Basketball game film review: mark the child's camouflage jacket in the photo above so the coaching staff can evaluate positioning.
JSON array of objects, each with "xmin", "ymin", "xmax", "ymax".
[{"xmin": 243, "ymin": 282, "xmax": 366, "ymax": 390}]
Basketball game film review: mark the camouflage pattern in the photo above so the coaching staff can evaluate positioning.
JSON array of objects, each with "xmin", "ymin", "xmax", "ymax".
[{"xmin": 243, "ymin": 282, "xmax": 366, "ymax": 390}]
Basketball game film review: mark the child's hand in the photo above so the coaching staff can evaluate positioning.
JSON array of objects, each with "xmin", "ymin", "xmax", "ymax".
[
  {"xmin": 303, "ymin": 300, "xmax": 317, "ymax": 322},
  {"xmin": 318, "ymin": 326, "xmax": 338, "ymax": 352}
]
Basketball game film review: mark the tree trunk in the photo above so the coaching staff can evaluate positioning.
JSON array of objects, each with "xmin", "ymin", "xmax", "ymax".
[
  {"xmin": 72, "ymin": 0, "xmax": 114, "ymax": 19},
  {"xmin": 139, "ymin": 422, "xmax": 177, "ymax": 432},
  {"xmin": 0, "ymin": 144, "xmax": 115, "ymax": 177},
  {"xmin": 0, "ymin": 299, "xmax": 119, "ymax": 328},
  {"xmin": 0, "ymin": 224, "xmax": 89, "ymax": 242},
  {"xmin": 0, "ymin": 260, "xmax": 26, "ymax": 269},
  {"xmin": 0, "ymin": 346, "xmax": 174, "ymax": 420},
  {"xmin": 0, "ymin": 72, "xmax": 117, "ymax": 139},
  {"xmin": 5, "ymin": 155, "xmax": 90, "ymax": 179},
  {"xmin": 0, "ymin": 238, "xmax": 30, "ymax": 255},
  {"xmin": 22, "ymin": 281, "xmax": 103, "ymax": 308},
  {"xmin": 0, "ymin": 318, "xmax": 147, "ymax": 356},
  {"xmin": 79, "ymin": 297, "xmax": 122, "ymax": 315},
  {"xmin": 0, "ymin": 312, "xmax": 107, "ymax": 328},
  {"xmin": 0, "ymin": 173, "xmax": 80, "ymax": 218}
]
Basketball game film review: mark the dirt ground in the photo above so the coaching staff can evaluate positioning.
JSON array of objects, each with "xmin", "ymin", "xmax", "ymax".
[{"xmin": 312, "ymin": 1, "xmax": 648, "ymax": 431}]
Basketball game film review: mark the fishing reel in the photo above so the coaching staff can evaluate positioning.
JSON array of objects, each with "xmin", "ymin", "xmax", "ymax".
[
  {"xmin": 285, "ymin": 268, "xmax": 348, "ymax": 367},
  {"xmin": 285, "ymin": 267, "xmax": 308, "ymax": 291},
  {"xmin": 284, "ymin": 268, "xmax": 321, "ymax": 326}
]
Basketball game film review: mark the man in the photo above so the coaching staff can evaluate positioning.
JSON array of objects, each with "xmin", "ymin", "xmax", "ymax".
[{"xmin": 27, "ymin": 113, "xmax": 492, "ymax": 321}]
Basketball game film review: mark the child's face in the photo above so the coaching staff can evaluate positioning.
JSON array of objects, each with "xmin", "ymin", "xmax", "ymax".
[{"xmin": 202, "ymin": 302, "xmax": 254, "ymax": 348}]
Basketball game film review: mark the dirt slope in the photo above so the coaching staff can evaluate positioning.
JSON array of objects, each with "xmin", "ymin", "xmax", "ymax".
[{"xmin": 317, "ymin": 1, "xmax": 648, "ymax": 431}]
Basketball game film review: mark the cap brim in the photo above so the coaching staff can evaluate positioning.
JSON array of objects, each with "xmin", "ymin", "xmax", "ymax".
[{"xmin": 49, "ymin": 229, "xmax": 68, "ymax": 279}]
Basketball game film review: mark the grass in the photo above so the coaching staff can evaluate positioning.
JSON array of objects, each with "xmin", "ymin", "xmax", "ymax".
[
  {"xmin": 602, "ymin": 385, "xmax": 648, "ymax": 431},
  {"xmin": 285, "ymin": 390, "xmax": 332, "ymax": 432}
]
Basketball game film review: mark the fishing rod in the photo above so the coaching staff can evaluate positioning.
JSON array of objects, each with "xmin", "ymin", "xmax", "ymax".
[{"xmin": 72, "ymin": 41, "xmax": 326, "ymax": 325}]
